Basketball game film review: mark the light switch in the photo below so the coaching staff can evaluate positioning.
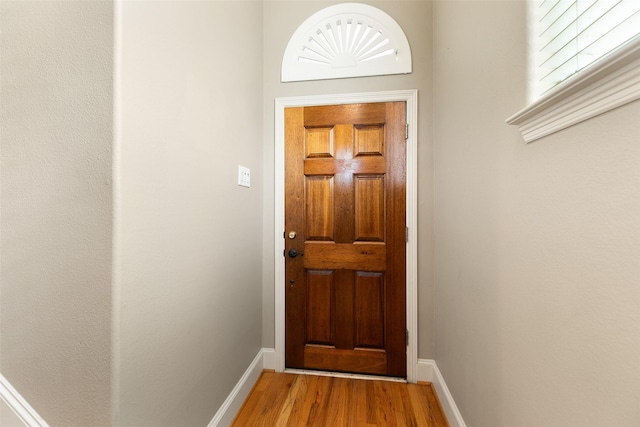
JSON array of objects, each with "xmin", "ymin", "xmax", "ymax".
[{"xmin": 238, "ymin": 165, "xmax": 250, "ymax": 188}]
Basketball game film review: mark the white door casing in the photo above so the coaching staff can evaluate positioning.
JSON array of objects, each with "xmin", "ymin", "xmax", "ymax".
[{"xmin": 274, "ymin": 90, "xmax": 418, "ymax": 382}]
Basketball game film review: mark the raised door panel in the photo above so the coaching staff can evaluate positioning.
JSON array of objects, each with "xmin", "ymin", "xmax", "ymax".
[
  {"xmin": 354, "ymin": 125, "xmax": 384, "ymax": 157},
  {"xmin": 354, "ymin": 175, "xmax": 385, "ymax": 242},
  {"xmin": 305, "ymin": 127, "xmax": 334, "ymax": 158},
  {"xmin": 306, "ymin": 270, "xmax": 334, "ymax": 345},
  {"xmin": 355, "ymin": 271, "xmax": 385, "ymax": 349},
  {"xmin": 305, "ymin": 176, "xmax": 335, "ymax": 241}
]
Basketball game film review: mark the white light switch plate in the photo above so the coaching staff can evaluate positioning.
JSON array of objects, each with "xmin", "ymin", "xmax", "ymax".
[{"xmin": 238, "ymin": 165, "xmax": 250, "ymax": 188}]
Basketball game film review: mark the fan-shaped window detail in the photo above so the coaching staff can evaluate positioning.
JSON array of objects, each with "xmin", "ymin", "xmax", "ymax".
[{"xmin": 282, "ymin": 3, "xmax": 412, "ymax": 82}]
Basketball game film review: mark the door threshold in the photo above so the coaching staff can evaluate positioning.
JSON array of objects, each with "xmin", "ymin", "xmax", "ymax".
[{"xmin": 284, "ymin": 368, "xmax": 407, "ymax": 383}]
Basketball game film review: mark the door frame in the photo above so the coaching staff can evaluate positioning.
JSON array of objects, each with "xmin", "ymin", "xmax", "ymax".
[{"xmin": 274, "ymin": 90, "xmax": 418, "ymax": 383}]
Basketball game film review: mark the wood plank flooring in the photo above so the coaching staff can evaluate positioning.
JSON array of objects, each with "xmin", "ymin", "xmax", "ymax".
[{"xmin": 232, "ymin": 371, "xmax": 450, "ymax": 426}]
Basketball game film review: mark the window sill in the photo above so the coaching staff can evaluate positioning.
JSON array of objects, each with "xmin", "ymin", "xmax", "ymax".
[{"xmin": 507, "ymin": 37, "xmax": 640, "ymax": 143}]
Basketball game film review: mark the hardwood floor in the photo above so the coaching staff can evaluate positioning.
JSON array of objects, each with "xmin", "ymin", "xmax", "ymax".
[{"xmin": 232, "ymin": 371, "xmax": 450, "ymax": 426}]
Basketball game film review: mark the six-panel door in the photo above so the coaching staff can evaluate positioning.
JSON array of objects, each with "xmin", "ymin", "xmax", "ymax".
[{"xmin": 285, "ymin": 102, "xmax": 406, "ymax": 377}]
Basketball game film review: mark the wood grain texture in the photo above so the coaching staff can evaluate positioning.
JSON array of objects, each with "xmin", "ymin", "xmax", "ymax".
[
  {"xmin": 355, "ymin": 175, "xmax": 385, "ymax": 242},
  {"xmin": 303, "ymin": 103, "xmax": 386, "ymax": 127},
  {"xmin": 306, "ymin": 270, "xmax": 334, "ymax": 344},
  {"xmin": 304, "ymin": 157, "xmax": 386, "ymax": 175},
  {"xmin": 304, "ymin": 346, "xmax": 387, "ymax": 375},
  {"xmin": 231, "ymin": 372, "xmax": 450, "ymax": 427},
  {"xmin": 354, "ymin": 125, "xmax": 384, "ymax": 156},
  {"xmin": 305, "ymin": 175, "xmax": 335, "ymax": 241},
  {"xmin": 355, "ymin": 272, "xmax": 385, "ymax": 348},
  {"xmin": 303, "ymin": 242, "xmax": 386, "ymax": 271},
  {"xmin": 305, "ymin": 127, "xmax": 334, "ymax": 158},
  {"xmin": 285, "ymin": 107, "xmax": 307, "ymax": 367},
  {"xmin": 285, "ymin": 102, "xmax": 406, "ymax": 376}
]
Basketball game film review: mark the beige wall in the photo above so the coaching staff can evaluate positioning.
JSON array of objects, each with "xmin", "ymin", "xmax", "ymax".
[
  {"xmin": 116, "ymin": 1, "xmax": 264, "ymax": 425},
  {"xmin": 1, "ymin": 400, "xmax": 25, "ymax": 427},
  {"xmin": 6, "ymin": 1, "xmax": 638, "ymax": 425},
  {"xmin": 434, "ymin": 1, "xmax": 640, "ymax": 426},
  {"xmin": 0, "ymin": 2, "xmax": 114, "ymax": 426},
  {"xmin": 262, "ymin": 0, "xmax": 436, "ymax": 358}
]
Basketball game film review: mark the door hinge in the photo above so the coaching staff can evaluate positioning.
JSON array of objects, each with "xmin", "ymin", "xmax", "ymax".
[
  {"xmin": 405, "ymin": 227, "xmax": 409, "ymax": 243},
  {"xmin": 406, "ymin": 329, "xmax": 409, "ymax": 346},
  {"xmin": 405, "ymin": 123, "xmax": 409, "ymax": 140}
]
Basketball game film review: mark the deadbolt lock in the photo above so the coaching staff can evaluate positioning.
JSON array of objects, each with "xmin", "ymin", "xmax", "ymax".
[{"xmin": 288, "ymin": 231, "xmax": 297, "ymax": 239}]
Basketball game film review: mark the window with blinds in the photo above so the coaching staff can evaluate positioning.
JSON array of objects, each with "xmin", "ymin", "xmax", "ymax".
[{"xmin": 534, "ymin": 0, "xmax": 640, "ymax": 96}]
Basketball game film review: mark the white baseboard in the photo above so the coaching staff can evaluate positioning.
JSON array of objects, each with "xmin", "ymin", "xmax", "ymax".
[
  {"xmin": 207, "ymin": 348, "xmax": 272, "ymax": 427},
  {"xmin": 417, "ymin": 359, "xmax": 466, "ymax": 427},
  {"xmin": 0, "ymin": 374, "xmax": 49, "ymax": 427},
  {"xmin": 262, "ymin": 348, "xmax": 276, "ymax": 371},
  {"xmin": 416, "ymin": 358, "xmax": 435, "ymax": 383}
]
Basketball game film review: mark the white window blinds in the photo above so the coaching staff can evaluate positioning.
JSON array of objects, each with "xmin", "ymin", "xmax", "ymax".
[{"xmin": 535, "ymin": 0, "xmax": 640, "ymax": 96}]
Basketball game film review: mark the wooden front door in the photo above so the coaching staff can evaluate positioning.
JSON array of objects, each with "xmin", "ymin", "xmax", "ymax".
[{"xmin": 284, "ymin": 102, "xmax": 406, "ymax": 377}]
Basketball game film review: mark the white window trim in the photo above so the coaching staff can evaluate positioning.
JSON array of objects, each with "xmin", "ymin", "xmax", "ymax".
[{"xmin": 507, "ymin": 36, "xmax": 640, "ymax": 143}]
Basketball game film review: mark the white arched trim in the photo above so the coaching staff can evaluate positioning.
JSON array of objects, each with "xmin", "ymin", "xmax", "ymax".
[{"xmin": 282, "ymin": 3, "xmax": 412, "ymax": 82}]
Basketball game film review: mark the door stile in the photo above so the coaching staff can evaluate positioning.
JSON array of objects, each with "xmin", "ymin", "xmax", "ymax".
[{"xmin": 284, "ymin": 107, "xmax": 306, "ymax": 367}]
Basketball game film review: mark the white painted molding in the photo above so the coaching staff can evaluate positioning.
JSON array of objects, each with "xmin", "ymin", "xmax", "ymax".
[
  {"xmin": 262, "ymin": 348, "xmax": 276, "ymax": 371},
  {"xmin": 0, "ymin": 374, "xmax": 49, "ymax": 427},
  {"xmin": 207, "ymin": 349, "xmax": 270, "ymax": 427},
  {"xmin": 507, "ymin": 36, "xmax": 640, "ymax": 143},
  {"xmin": 417, "ymin": 360, "xmax": 467, "ymax": 427},
  {"xmin": 274, "ymin": 90, "xmax": 419, "ymax": 382},
  {"xmin": 416, "ymin": 358, "xmax": 435, "ymax": 383},
  {"xmin": 282, "ymin": 3, "xmax": 412, "ymax": 82}
]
